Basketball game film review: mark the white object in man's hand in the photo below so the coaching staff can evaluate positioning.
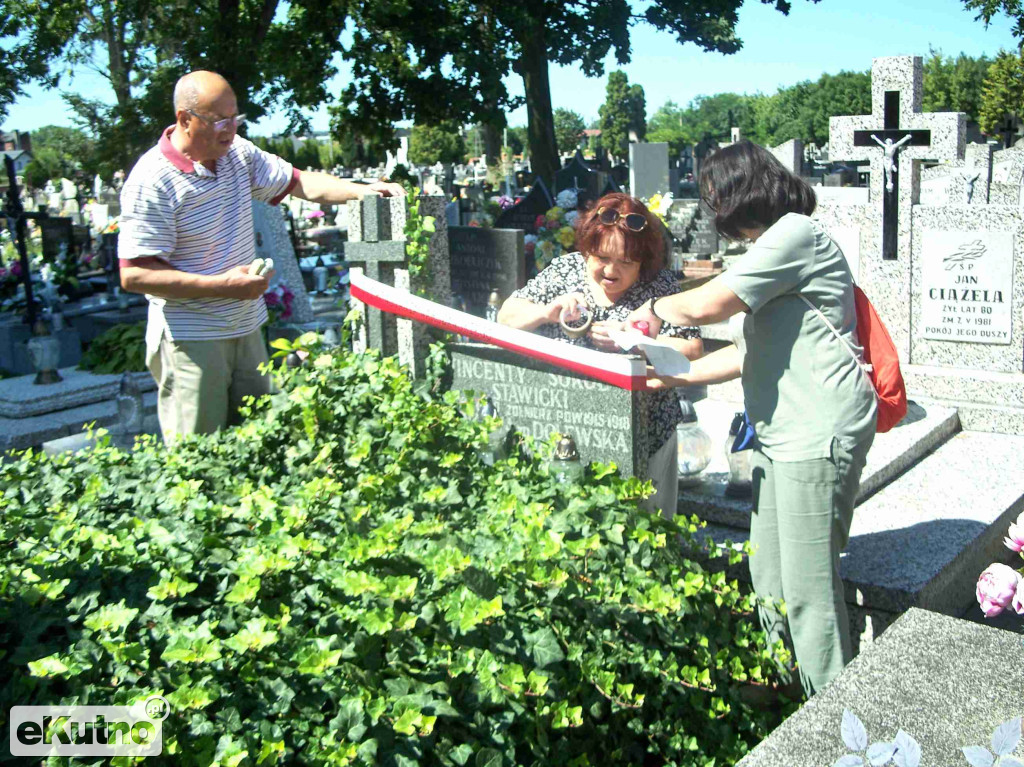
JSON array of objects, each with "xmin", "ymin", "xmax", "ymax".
[{"xmin": 220, "ymin": 263, "xmax": 271, "ymax": 300}]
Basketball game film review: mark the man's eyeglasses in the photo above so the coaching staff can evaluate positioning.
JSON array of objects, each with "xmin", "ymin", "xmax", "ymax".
[
  {"xmin": 187, "ymin": 109, "xmax": 246, "ymax": 132},
  {"xmin": 596, "ymin": 206, "xmax": 647, "ymax": 232}
]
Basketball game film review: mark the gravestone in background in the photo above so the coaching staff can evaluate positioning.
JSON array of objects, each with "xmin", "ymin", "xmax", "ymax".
[
  {"xmin": 553, "ymin": 152, "xmax": 617, "ymax": 209},
  {"xmin": 629, "ymin": 143, "xmax": 671, "ymax": 200},
  {"xmin": 494, "ymin": 178, "xmax": 554, "ymax": 231},
  {"xmin": 252, "ymin": 200, "xmax": 315, "ymax": 324},
  {"xmin": 449, "ymin": 342, "xmax": 650, "ymax": 477},
  {"xmin": 687, "ymin": 202, "xmax": 720, "ymax": 257},
  {"xmin": 38, "ymin": 217, "xmax": 75, "ymax": 260},
  {"xmin": 448, "ymin": 227, "xmax": 525, "ymax": 317}
]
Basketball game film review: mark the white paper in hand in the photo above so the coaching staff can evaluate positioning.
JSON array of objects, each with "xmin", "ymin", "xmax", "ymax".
[{"xmin": 608, "ymin": 329, "xmax": 692, "ymax": 377}]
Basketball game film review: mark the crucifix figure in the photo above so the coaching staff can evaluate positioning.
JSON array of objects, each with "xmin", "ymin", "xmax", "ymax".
[
  {"xmin": 852, "ymin": 90, "xmax": 935, "ymax": 260},
  {"xmin": 871, "ymin": 133, "xmax": 913, "ymax": 193},
  {"xmin": 963, "ymin": 171, "xmax": 981, "ymax": 204}
]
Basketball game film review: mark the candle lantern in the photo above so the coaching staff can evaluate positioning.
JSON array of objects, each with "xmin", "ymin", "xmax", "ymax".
[
  {"xmin": 676, "ymin": 398, "xmax": 712, "ymax": 487},
  {"xmin": 27, "ymin": 319, "xmax": 63, "ymax": 385},
  {"xmin": 548, "ymin": 433, "xmax": 585, "ymax": 484}
]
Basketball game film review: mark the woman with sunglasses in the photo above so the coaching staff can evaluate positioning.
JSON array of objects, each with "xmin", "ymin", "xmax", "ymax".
[
  {"xmin": 497, "ymin": 193, "xmax": 703, "ymax": 519},
  {"xmin": 627, "ymin": 141, "xmax": 877, "ymax": 696}
]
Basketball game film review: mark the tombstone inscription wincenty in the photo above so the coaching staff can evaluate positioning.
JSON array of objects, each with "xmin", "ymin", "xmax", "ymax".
[
  {"xmin": 448, "ymin": 227, "xmax": 525, "ymax": 317},
  {"xmin": 449, "ymin": 342, "xmax": 650, "ymax": 477}
]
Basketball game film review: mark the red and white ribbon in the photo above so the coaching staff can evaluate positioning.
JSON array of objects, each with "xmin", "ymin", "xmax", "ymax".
[{"xmin": 349, "ymin": 271, "xmax": 648, "ymax": 391}]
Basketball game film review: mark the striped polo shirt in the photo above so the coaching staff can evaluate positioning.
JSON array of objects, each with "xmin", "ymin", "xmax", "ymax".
[{"xmin": 119, "ymin": 127, "xmax": 298, "ymax": 341}]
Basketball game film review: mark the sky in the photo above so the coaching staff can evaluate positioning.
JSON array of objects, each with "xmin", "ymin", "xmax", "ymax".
[{"xmin": 1, "ymin": 0, "xmax": 1020, "ymax": 138}]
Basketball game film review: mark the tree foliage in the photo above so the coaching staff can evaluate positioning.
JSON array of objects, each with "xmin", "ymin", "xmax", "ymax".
[
  {"xmin": 5, "ymin": 0, "xmax": 351, "ymax": 172},
  {"xmin": 979, "ymin": 49, "xmax": 1024, "ymax": 135},
  {"xmin": 337, "ymin": 0, "xmax": 814, "ymax": 184},
  {"xmin": 408, "ymin": 122, "xmax": 468, "ymax": 166},
  {"xmin": 923, "ymin": 48, "xmax": 992, "ymax": 123},
  {"xmin": 20, "ymin": 125, "xmax": 100, "ymax": 188},
  {"xmin": 963, "ymin": 0, "xmax": 1024, "ymax": 41},
  {"xmin": 553, "ymin": 108, "xmax": 586, "ymax": 156},
  {"xmin": 597, "ymin": 71, "xmax": 647, "ymax": 163}
]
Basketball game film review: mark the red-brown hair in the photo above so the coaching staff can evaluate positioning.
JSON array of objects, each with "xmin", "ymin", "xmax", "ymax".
[{"xmin": 574, "ymin": 193, "xmax": 666, "ymax": 282}]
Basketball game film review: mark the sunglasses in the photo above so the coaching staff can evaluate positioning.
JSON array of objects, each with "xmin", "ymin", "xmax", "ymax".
[{"xmin": 596, "ymin": 206, "xmax": 647, "ymax": 232}]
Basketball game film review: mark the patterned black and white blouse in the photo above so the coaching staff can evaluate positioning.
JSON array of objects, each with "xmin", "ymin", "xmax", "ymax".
[{"xmin": 510, "ymin": 252, "xmax": 701, "ymax": 457}]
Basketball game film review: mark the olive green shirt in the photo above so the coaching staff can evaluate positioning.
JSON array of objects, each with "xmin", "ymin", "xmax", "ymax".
[{"xmin": 719, "ymin": 213, "xmax": 876, "ymax": 462}]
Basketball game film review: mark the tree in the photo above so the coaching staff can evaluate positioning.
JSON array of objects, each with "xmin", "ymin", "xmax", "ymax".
[
  {"xmin": 647, "ymin": 101, "xmax": 694, "ymax": 158},
  {"xmin": 597, "ymin": 72, "xmax": 647, "ymax": 163},
  {"xmin": 336, "ymin": 0, "xmax": 814, "ymax": 185},
  {"xmin": 923, "ymin": 48, "xmax": 992, "ymax": 123},
  {"xmin": 20, "ymin": 125, "xmax": 99, "ymax": 188},
  {"xmin": 553, "ymin": 108, "xmax": 586, "ymax": 155},
  {"xmin": 979, "ymin": 49, "xmax": 1024, "ymax": 135},
  {"xmin": 6, "ymin": 0, "xmax": 351, "ymax": 171},
  {"xmin": 506, "ymin": 126, "xmax": 529, "ymax": 158},
  {"xmin": 963, "ymin": 0, "xmax": 1024, "ymax": 41},
  {"xmin": 407, "ymin": 122, "xmax": 467, "ymax": 165}
]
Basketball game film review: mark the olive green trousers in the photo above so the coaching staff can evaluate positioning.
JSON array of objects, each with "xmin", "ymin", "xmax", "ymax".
[
  {"xmin": 146, "ymin": 327, "xmax": 271, "ymax": 442},
  {"xmin": 748, "ymin": 436, "xmax": 872, "ymax": 696}
]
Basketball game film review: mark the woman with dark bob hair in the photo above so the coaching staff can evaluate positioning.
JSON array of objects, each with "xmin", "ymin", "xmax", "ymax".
[
  {"xmin": 628, "ymin": 141, "xmax": 876, "ymax": 696},
  {"xmin": 498, "ymin": 192, "xmax": 703, "ymax": 519}
]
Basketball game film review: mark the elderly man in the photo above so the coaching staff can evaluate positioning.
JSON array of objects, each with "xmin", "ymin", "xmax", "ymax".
[{"xmin": 120, "ymin": 71, "xmax": 404, "ymax": 441}]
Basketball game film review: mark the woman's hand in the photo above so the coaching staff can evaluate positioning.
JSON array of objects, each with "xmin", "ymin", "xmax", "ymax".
[
  {"xmin": 589, "ymin": 319, "xmax": 626, "ymax": 352},
  {"xmin": 543, "ymin": 292, "xmax": 588, "ymax": 325},
  {"xmin": 627, "ymin": 299, "xmax": 664, "ymax": 337}
]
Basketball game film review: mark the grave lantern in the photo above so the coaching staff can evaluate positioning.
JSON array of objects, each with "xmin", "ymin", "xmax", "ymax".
[
  {"xmin": 676, "ymin": 399, "xmax": 712, "ymax": 487},
  {"xmin": 548, "ymin": 433, "xmax": 585, "ymax": 484},
  {"xmin": 26, "ymin": 318, "xmax": 62, "ymax": 385}
]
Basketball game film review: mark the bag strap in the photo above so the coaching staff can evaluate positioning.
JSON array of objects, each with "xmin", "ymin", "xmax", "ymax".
[{"xmin": 799, "ymin": 295, "xmax": 874, "ymax": 374}]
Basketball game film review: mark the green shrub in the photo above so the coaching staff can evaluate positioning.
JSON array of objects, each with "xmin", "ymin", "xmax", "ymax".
[
  {"xmin": 0, "ymin": 346, "xmax": 785, "ymax": 766},
  {"xmin": 79, "ymin": 322, "xmax": 147, "ymax": 375}
]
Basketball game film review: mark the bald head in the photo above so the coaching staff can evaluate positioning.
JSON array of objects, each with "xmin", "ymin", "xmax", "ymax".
[{"xmin": 173, "ymin": 71, "xmax": 234, "ymax": 114}]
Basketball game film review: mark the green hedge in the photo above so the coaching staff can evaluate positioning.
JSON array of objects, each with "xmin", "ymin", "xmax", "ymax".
[{"xmin": 1, "ymin": 345, "xmax": 785, "ymax": 766}]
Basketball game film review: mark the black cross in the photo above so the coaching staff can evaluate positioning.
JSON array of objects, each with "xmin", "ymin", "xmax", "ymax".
[
  {"xmin": 340, "ymin": 197, "xmax": 407, "ymax": 351},
  {"xmin": 999, "ymin": 115, "xmax": 1021, "ymax": 149},
  {"xmin": 853, "ymin": 91, "xmax": 933, "ymax": 260},
  {"xmin": 3, "ymin": 155, "xmax": 47, "ymax": 325}
]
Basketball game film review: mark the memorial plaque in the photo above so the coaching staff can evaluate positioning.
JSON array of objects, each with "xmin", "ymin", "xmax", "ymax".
[
  {"xmin": 449, "ymin": 227, "xmax": 525, "ymax": 317},
  {"xmin": 920, "ymin": 230, "xmax": 1013, "ymax": 345},
  {"xmin": 38, "ymin": 217, "xmax": 75, "ymax": 260},
  {"xmin": 494, "ymin": 178, "xmax": 554, "ymax": 232},
  {"xmin": 687, "ymin": 205, "xmax": 719, "ymax": 256},
  {"xmin": 449, "ymin": 343, "xmax": 649, "ymax": 477}
]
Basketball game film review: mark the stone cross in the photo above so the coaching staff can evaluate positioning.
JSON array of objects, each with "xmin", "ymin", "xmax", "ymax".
[
  {"xmin": 343, "ymin": 195, "xmax": 409, "ymax": 353},
  {"xmin": 831, "ymin": 56, "xmax": 964, "ymax": 261}
]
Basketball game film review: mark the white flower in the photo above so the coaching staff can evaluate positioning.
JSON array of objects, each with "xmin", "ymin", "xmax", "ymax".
[
  {"xmin": 565, "ymin": 211, "xmax": 580, "ymax": 228},
  {"xmin": 555, "ymin": 189, "xmax": 578, "ymax": 209},
  {"xmin": 657, "ymin": 193, "xmax": 674, "ymax": 217},
  {"xmin": 40, "ymin": 264, "xmax": 53, "ymax": 284}
]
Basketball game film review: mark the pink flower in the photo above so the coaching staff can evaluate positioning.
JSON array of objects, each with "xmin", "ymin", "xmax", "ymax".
[
  {"xmin": 977, "ymin": 563, "xmax": 1022, "ymax": 618},
  {"xmin": 1014, "ymin": 579, "xmax": 1024, "ymax": 615},
  {"xmin": 468, "ymin": 220, "xmax": 481, "ymax": 228},
  {"xmin": 1005, "ymin": 513, "xmax": 1024, "ymax": 552},
  {"xmin": 265, "ymin": 291, "xmax": 281, "ymax": 308},
  {"xmin": 534, "ymin": 214, "xmax": 546, "ymax": 231},
  {"xmin": 305, "ymin": 210, "xmax": 325, "ymax": 220}
]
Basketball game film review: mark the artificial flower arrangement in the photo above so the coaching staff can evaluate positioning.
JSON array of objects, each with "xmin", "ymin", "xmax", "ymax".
[
  {"xmin": 102, "ymin": 219, "xmax": 120, "ymax": 235},
  {"xmin": 524, "ymin": 189, "xmax": 582, "ymax": 274},
  {"xmin": 976, "ymin": 512, "xmax": 1024, "ymax": 619},
  {"xmin": 263, "ymin": 283, "xmax": 295, "ymax": 324},
  {"xmin": 644, "ymin": 193, "xmax": 674, "ymax": 222},
  {"xmin": 0, "ymin": 259, "xmax": 23, "ymax": 303}
]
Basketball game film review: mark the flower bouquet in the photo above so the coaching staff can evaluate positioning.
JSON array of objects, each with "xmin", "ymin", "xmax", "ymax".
[
  {"xmin": 264, "ymin": 283, "xmax": 295, "ymax": 325},
  {"xmin": 976, "ymin": 513, "xmax": 1024, "ymax": 619},
  {"xmin": 526, "ymin": 206, "xmax": 578, "ymax": 273}
]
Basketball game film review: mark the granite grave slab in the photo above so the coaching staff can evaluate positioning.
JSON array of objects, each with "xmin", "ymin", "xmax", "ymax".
[{"xmin": 448, "ymin": 227, "xmax": 525, "ymax": 317}]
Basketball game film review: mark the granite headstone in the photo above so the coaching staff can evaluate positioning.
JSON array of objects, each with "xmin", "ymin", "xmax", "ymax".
[{"xmin": 448, "ymin": 227, "xmax": 526, "ymax": 317}]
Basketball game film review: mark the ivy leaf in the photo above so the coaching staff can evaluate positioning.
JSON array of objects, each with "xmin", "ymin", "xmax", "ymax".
[
  {"xmin": 893, "ymin": 730, "xmax": 921, "ymax": 767},
  {"xmin": 961, "ymin": 746, "xmax": 995, "ymax": 767},
  {"xmin": 842, "ymin": 710, "xmax": 869, "ymax": 752},
  {"xmin": 475, "ymin": 747, "xmax": 502, "ymax": 767},
  {"xmin": 449, "ymin": 744, "xmax": 473, "ymax": 765},
  {"xmin": 524, "ymin": 627, "xmax": 565, "ymax": 669},
  {"xmin": 833, "ymin": 756, "xmax": 864, "ymax": 767},
  {"xmin": 992, "ymin": 718, "xmax": 1023, "ymax": 756},
  {"xmin": 1002, "ymin": 758, "xmax": 1024, "ymax": 767},
  {"xmin": 867, "ymin": 742, "xmax": 896, "ymax": 766}
]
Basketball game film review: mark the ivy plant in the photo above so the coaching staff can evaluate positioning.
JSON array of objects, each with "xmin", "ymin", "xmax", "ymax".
[
  {"xmin": 1, "ymin": 343, "xmax": 788, "ymax": 766},
  {"xmin": 78, "ymin": 322, "xmax": 147, "ymax": 375}
]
